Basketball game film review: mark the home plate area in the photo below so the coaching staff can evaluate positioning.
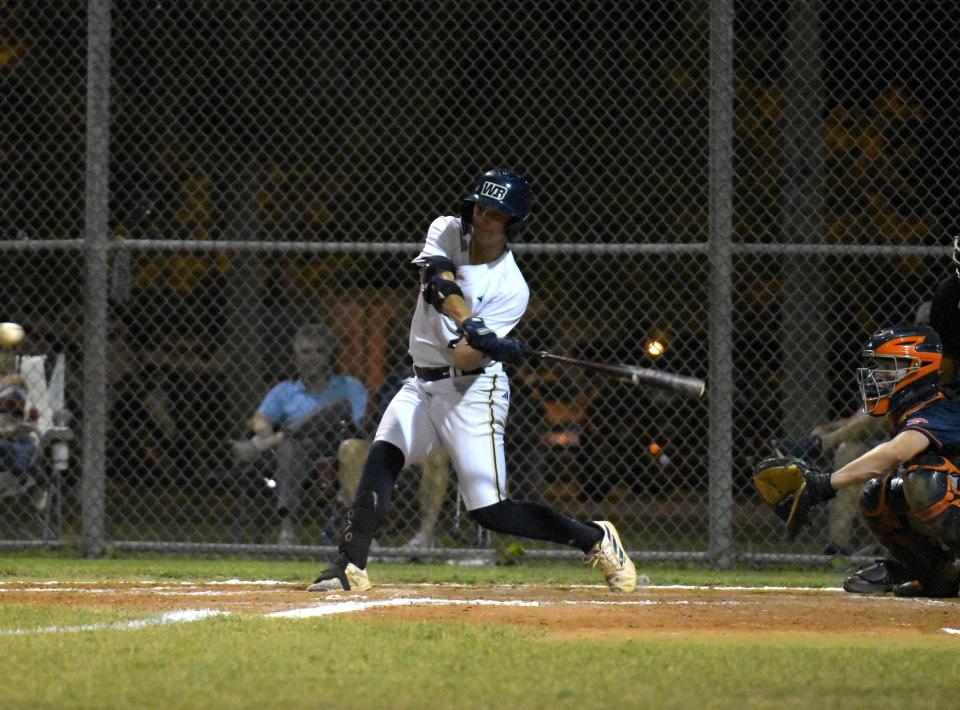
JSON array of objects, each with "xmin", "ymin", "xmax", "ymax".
[{"xmin": 1, "ymin": 581, "xmax": 958, "ymax": 638}]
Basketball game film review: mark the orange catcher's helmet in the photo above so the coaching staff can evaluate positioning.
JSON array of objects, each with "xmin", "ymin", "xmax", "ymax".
[{"xmin": 857, "ymin": 325, "xmax": 942, "ymax": 416}]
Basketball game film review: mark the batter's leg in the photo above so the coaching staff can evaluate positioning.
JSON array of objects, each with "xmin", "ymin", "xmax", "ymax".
[
  {"xmin": 468, "ymin": 499, "xmax": 602, "ymax": 552},
  {"xmin": 307, "ymin": 440, "xmax": 405, "ymax": 592}
]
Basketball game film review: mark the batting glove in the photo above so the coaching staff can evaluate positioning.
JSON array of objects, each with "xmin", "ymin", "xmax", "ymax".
[{"xmin": 460, "ymin": 317, "xmax": 526, "ymax": 366}]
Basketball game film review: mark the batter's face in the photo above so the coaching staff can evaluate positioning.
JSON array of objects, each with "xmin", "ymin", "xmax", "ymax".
[
  {"xmin": 294, "ymin": 338, "xmax": 333, "ymax": 381},
  {"xmin": 472, "ymin": 203, "xmax": 510, "ymax": 238}
]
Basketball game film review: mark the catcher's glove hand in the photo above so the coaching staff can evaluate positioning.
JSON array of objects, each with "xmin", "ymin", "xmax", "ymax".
[{"xmin": 751, "ymin": 456, "xmax": 836, "ymax": 540}]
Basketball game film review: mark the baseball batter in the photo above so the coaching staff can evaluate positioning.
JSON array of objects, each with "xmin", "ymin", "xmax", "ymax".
[{"xmin": 308, "ymin": 169, "xmax": 636, "ymax": 593}]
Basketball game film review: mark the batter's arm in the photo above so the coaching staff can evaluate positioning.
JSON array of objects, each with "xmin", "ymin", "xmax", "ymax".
[
  {"xmin": 434, "ymin": 271, "xmax": 472, "ymax": 324},
  {"xmin": 829, "ymin": 430, "xmax": 928, "ymax": 489},
  {"xmin": 428, "ymin": 271, "xmax": 490, "ymax": 370},
  {"xmin": 429, "ymin": 271, "xmax": 490, "ymax": 370},
  {"xmin": 451, "ymin": 338, "xmax": 490, "ymax": 370},
  {"xmin": 429, "ymin": 272, "xmax": 527, "ymax": 369}
]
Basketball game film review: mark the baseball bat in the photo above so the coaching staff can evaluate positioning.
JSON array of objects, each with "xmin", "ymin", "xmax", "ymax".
[{"xmin": 529, "ymin": 350, "xmax": 707, "ymax": 400}]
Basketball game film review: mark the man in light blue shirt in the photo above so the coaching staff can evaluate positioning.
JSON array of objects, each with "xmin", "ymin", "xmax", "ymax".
[{"xmin": 243, "ymin": 323, "xmax": 367, "ymax": 545}]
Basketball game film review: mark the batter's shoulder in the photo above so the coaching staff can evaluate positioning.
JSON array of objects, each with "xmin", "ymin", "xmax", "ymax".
[
  {"xmin": 427, "ymin": 215, "xmax": 463, "ymax": 241},
  {"xmin": 414, "ymin": 215, "xmax": 464, "ymax": 264}
]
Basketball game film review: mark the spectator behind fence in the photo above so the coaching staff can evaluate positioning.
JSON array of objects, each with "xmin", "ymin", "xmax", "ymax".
[
  {"xmin": 0, "ymin": 372, "xmax": 44, "ymax": 511},
  {"xmin": 233, "ymin": 323, "xmax": 367, "ymax": 545}
]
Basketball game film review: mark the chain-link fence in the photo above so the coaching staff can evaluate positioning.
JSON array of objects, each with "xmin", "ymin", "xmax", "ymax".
[{"xmin": 1, "ymin": 1, "xmax": 957, "ymax": 564}]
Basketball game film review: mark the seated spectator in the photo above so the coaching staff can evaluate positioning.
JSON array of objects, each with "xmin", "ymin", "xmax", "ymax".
[
  {"xmin": 0, "ymin": 373, "xmax": 45, "ymax": 512},
  {"xmin": 234, "ymin": 323, "xmax": 367, "ymax": 545}
]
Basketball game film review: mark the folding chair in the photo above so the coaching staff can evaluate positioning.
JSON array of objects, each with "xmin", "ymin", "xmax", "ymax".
[{"xmin": 0, "ymin": 354, "xmax": 72, "ymax": 541}]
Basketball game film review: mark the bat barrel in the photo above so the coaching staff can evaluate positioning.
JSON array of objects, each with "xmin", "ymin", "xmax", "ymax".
[{"xmin": 535, "ymin": 350, "xmax": 706, "ymax": 399}]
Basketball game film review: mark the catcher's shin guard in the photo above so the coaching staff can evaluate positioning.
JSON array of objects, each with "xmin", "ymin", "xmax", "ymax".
[
  {"xmin": 859, "ymin": 472, "xmax": 959, "ymax": 597},
  {"xmin": 902, "ymin": 457, "xmax": 960, "ymax": 549}
]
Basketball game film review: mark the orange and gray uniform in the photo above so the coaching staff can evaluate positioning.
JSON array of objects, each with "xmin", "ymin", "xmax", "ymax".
[{"xmin": 858, "ymin": 394, "xmax": 960, "ymax": 595}]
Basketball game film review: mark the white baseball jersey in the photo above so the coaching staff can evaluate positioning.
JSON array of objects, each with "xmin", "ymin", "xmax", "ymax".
[{"xmin": 374, "ymin": 215, "xmax": 530, "ymax": 510}]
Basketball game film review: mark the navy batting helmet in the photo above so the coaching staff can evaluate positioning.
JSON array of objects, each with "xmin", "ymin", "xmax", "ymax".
[{"xmin": 461, "ymin": 169, "xmax": 532, "ymax": 238}]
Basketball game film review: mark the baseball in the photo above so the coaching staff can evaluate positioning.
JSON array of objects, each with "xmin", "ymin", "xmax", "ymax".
[{"xmin": 0, "ymin": 322, "xmax": 25, "ymax": 348}]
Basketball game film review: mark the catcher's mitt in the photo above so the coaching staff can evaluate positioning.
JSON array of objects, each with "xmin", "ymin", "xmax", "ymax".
[{"xmin": 752, "ymin": 456, "xmax": 836, "ymax": 540}]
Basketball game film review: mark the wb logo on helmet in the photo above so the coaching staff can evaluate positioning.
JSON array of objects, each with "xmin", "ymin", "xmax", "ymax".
[{"xmin": 479, "ymin": 181, "xmax": 508, "ymax": 200}]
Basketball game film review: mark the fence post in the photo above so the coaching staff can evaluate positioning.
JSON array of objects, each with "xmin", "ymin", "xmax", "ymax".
[
  {"xmin": 80, "ymin": 0, "xmax": 112, "ymax": 557},
  {"xmin": 780, "ymin": 0, "xmax": 829, "ymax": 439},
  {"xmin": 707, "ymin": 0, "xmax": 736, "ymax": 569}
]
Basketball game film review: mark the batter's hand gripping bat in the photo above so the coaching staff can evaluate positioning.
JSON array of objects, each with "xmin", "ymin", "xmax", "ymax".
[{"xmin": 527, "ymin": 349, "xmax": 706, "ymax": 400}]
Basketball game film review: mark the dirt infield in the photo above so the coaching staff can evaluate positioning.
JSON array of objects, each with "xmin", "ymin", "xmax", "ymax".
[{"xmin": 3, "ymin": 580, "xmax": 959, "ymax": 638}]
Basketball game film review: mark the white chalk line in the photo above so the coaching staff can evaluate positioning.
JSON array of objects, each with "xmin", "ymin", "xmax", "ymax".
[
  {"xmin": 3, "ymin": 588, "xmax": 958, "ymax": 636},
  {"xmin": 266, "ymin": 596, "xmax": 749, "ymax": 619},
  {"xmin": 0, "ymin": 609, "xmax": 228, "ymax": 636},
  {"xmin": 5, "ymin": 579, "xmax": 938, "ymax": 596},
  {"xmin": 0, "ymin": 596, "xmax": 737, "ymax": 634}
]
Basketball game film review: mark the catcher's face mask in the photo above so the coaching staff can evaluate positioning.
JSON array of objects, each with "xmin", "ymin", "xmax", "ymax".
[
  {"xmin": 857, "ymin": 330, "xmax": 941, "ymax": 415},
  {"xmin": 857, "ymin": 355, "xmax": 916, "ymax": 416}
]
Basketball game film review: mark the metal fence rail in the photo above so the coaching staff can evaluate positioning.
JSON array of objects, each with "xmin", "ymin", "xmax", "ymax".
[{"xmin": 1, "ymin": 1, "xmax": 956, "ymax": 567}]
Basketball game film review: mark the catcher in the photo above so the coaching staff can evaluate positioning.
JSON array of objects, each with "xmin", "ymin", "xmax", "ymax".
[{"xmin": 753, "ymin": 324, "xmax": 960, "ymax": 597}]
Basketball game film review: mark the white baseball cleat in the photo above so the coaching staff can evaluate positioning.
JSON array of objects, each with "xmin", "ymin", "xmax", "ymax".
[
  {"xmin": 584, "ymin": 521, "xmax": 637, "ymax": 593},
  {"xmin": 306, "ymin": 560, "xmax": 372, "ymax": 592}
]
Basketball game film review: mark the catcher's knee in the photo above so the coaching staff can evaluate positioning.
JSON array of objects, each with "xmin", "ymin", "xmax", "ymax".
[{"xmin": 902, "ymin": 456, "xmax": 960, "ymax": 547}]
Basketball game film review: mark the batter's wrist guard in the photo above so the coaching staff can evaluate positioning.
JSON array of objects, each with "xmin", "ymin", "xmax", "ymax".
[
  {"xmin": 422, "ymin": 276, "xmax": 463, "ymax": 313},
  {"xmin": 460, "ymin": 318, "xmax": 525, "ymax": 365},
  {"xmin": 460, "ymin": 316, "xmax": 492, "ymax": 339},
  {"xmin": 419, "ymin": 255, "xmax": 457, "ymax": 281}
]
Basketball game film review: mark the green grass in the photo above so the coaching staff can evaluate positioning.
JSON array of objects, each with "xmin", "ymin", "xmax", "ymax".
[
  {"xmin": 0, "ymin": 553, "xmax": 922, "ymax": 709},
  {"xmin": 0, "ymin": 550, "xmax": 852, "ymax": 587},
  {"xmin": 0, "ymin": 604, "xmax": 152, "ymax": 631},
  {"xmin": 1, "ymin": 615, "xmax": 955, "ymax": 709}
]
